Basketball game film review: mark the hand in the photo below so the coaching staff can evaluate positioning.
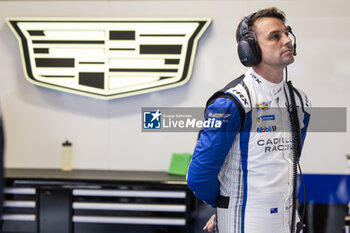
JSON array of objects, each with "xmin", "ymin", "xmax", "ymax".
[{"xmin": 203, "ymin": 214, "xmax": 215, "ymax": 232}]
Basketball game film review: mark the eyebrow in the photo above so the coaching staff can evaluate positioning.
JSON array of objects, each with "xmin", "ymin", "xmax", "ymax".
[
  {"xmin": 268, "ymin": 30, "xmax": 283, "ymax": 36},
  {"xmin": 267, "ymin": 28, "xmax": 288, "ymax": 37}
]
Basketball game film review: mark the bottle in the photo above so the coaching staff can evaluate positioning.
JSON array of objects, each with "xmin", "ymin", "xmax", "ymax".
[{"xmin": 61, "ymin": 140, "xmax": 72, "ymax": 171}]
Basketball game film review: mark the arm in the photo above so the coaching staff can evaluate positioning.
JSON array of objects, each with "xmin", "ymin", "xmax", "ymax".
[
  {"xmin": 187, "ymin": 97, "xmax": 242, "ymax": 207},
  {"xmin": 299, "ymin": 90, "xmax": 311, "ymax": 149},
  {"xmin": 301, "ymin": 113, "xmax": 310, "ymax": 148}
]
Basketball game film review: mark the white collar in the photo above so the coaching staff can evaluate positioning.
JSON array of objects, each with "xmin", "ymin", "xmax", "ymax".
[{"xmin": 248, "ymin": 67, "xmax": 285, "ymax": 99}]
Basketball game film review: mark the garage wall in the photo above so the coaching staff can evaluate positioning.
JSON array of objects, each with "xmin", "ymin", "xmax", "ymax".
[{"xmin": 0, "ymin": 0, "xmax": 349, "ymax": 173}]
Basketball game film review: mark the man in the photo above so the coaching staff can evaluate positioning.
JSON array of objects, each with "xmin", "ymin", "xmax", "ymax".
[{"xmin": 187, "ymin": 7, "xmax": 310, "ymax": 233}]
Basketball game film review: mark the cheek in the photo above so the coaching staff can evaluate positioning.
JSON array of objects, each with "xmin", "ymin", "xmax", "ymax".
[
  {"xmin": 259, "ymin": 44, "xmax": 279, "ymax": 58},
  {"xmin": 259, "ymin": 44, "xmax": 272, "ymax": 57}
]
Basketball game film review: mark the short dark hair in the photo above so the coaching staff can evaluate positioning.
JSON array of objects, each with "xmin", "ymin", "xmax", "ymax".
[{"xmin": 235, "ymin": 7, "xmax": 286, "ymax": 42}]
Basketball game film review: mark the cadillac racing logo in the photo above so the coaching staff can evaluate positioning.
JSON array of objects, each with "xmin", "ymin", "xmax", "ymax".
[{"xmin": 7, "ymin": 18, "xmax": 211, "ymax": 99}]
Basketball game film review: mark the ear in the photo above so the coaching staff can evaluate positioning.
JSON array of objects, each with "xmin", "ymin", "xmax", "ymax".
[{"xmin": 237, "ymin": 35, "xmax": 261, "ymax": 67}]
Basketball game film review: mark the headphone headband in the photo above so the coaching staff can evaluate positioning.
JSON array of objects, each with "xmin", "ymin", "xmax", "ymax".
[{"xmin": 238, "ymin": 14, "xmax": 253, "ymax": 40}]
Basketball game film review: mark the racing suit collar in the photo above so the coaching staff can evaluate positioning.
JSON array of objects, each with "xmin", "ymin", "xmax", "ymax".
[{"xmin": 248, "ymin": 67, "xmax": 284, "ymax": 100}]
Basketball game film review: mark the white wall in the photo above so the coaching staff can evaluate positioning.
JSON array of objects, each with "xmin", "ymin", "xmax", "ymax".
[{"xmin": 0, "ymin": 0, "xmax": 349, "ymax": 174}]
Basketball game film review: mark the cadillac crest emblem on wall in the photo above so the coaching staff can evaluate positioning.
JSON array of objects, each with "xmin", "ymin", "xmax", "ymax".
[{"xmin": 7, "ymin": 18, "xmax": 211, "ymax": 100}]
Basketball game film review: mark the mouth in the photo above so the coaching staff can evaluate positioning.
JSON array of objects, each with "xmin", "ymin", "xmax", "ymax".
[{"xmin": 281, "ymin": 49, "xmax": 292, "ymax": 55}]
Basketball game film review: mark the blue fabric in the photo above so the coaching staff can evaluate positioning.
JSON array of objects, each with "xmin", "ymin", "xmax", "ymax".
[
  {"xmin": 301, "ymin": 113, "xmax": 310, "ymax": 148},
  {"xmin": 187, "ymin": 97, "xmax": 242, "ymax": 207},
  {"xmin": 297, "ymin": 174, "xmax": 350, "ymax": 204},
  {"xmin": 240, "ymin": 112, "xmax": 252, "ymax": 233}
]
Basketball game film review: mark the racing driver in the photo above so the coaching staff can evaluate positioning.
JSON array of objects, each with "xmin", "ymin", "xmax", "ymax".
[{"xmin": 187, "ymin": 7, "xmax": 311, "ymax": 233}]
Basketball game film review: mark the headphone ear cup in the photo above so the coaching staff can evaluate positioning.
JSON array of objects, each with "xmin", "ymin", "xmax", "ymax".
[{"xmin": 237, "ymin": 35, "xmax": 262, "ymax": 67}]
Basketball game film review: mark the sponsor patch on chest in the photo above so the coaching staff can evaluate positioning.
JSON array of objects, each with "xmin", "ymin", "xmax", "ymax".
[{"xmin": 256, "ymin": 101, "xmax": 272, "ymax": 111}]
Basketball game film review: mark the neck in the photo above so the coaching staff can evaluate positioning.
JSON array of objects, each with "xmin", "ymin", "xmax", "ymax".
[{"xmin": 252, "ymin": 65, "xmax": 284, "ymax": 83}]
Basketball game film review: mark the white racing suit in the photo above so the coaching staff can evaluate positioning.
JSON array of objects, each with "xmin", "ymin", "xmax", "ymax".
[{"xmin": 187, "ymin": 68, "xmax": 311, "ymax": 233}]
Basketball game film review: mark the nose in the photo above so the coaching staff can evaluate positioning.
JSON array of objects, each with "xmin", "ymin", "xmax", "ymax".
[{"xmin": 282, "ymin": 33, "xmax": 292, "ymax": 47}]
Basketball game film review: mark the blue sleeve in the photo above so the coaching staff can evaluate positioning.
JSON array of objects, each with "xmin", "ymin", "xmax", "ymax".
[
  {"xmin": 301, "ymin": 113, "xmax": 310, "ymax": 149},
  {"xmin": 187, "ymin": 97, "xmax": 242, "ymax": 207}
]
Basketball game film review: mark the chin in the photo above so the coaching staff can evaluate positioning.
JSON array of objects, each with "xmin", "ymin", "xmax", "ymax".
[{"xmin": 284, "ymin": 57, "xmax": 295, "ymax": 66}]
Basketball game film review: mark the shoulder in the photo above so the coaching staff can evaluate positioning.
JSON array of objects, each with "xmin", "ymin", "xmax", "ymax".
[
  {"xmin": 206, "ymin": 74, "xmax": 251, "ymax": 112},
  {"xmin": 203, "ymin": 75, "xmax": 252, "ymax": 130},
  {"xmin": 293, "ymin": 87, "xmax": 311, "ymax": 114}
]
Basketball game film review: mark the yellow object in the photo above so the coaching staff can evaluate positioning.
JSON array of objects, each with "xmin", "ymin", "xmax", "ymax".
[{"xmin": 61, "ymin": 140, "xmax": 72, "ymax": 171}]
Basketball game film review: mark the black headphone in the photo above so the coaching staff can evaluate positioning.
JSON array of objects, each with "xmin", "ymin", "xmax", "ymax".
[
  {"xmin": 237, "ymin": 14, "xmax": 261, "ymax": 67},
  {"xmin": 237, "ymin": 14, "xmax": 297, "ymax": 67}
]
